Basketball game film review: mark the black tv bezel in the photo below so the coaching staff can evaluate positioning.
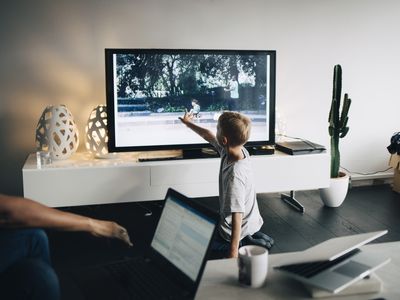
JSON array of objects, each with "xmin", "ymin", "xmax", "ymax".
[{"xmin": 105, "ymin": 48, "xmax": 276, "ymax": 153}]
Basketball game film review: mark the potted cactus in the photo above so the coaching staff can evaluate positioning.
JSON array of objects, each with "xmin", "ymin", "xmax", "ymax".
[{"xmin": 320, "ymin": 64, "xmax": 352, "ymax": 207}]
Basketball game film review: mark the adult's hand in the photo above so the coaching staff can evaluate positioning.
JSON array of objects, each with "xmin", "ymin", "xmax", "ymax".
[{"xmin": 89, "ymin": 219, "xmax": 133, "ymax": 247}]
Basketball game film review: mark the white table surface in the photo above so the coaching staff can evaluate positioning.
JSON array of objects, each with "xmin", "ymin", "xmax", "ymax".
[{"xmin": 196, "ymin": 241, "xmax": 400, "ymax": 300}]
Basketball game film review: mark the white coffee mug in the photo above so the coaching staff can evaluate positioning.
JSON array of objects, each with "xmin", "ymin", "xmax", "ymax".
[{"xmin": 238, "ymin": 245, "xmax": 268, "ymax": 288}]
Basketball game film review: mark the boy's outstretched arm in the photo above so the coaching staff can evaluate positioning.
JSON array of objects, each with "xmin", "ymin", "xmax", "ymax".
[
  {"xmin": 229, "ymin": 212, "xmax": 243, "ymax": 258},
  {"xmin": 179, "ymin": 110, "xmax": 216, "ymax": 144}
]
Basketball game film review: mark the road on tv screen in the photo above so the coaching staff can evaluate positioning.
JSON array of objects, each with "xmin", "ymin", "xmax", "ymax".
[{"xmin": 115, "ymin": 111, "xmax": 268, "ymax": 147}]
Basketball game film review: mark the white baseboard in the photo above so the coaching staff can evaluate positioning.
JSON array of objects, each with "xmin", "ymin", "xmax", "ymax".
[{"xmin": 349, "ymin": 171, "xmax": 394, "ymax": 187}]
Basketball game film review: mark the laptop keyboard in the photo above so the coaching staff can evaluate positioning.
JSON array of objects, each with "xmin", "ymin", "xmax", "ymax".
[
  {"xmin": 275, "ymin": 248, "xmax": 361, "ymax": 278},
  {"xmin": 104, "ymin": 257, "xmax": 184, "ymax": 299}
]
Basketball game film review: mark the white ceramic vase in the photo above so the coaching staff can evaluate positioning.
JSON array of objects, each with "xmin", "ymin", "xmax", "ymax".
[
  {"xmin": 85, "ymin": 105, "xmax": 110, "ymax": 158},
  {"xmin": 319, "ymin": 172, "xmax": 350, "ymax": 207},
  {"xmin": 35, "ymin": 104, "xmax": 79, "ymax": 160}
]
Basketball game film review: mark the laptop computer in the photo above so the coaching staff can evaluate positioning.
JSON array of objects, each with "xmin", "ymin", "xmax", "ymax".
[
  {"xmin": 71, "ymin": 188, "xmax": 218, "ymax": 300},
  {"xmin": 274, "ymin": 230, "xmax": 390, "ymax": 294}
]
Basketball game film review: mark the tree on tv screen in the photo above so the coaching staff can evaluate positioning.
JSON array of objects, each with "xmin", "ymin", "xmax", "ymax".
[{"xmin": 116, "ymin": 53, "xmax": 267, "ymax": 112}]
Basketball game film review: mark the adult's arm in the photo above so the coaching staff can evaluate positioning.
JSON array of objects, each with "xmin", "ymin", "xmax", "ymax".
[{"xmin": 0, "ymin": 194, "xmax": 132, "ymax": 246}]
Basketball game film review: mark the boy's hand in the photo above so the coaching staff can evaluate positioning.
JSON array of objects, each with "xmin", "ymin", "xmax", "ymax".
[
  {"xmin": 179, "ymin": 110, "xmax": 194, "ymax": 125},
  {"xmin": 228, "ymin": 249, "xmax": 239, "ymax": 258},
  {"xmin": 178, "ymin": 109, "xmax": 217, "ymax": 144}
]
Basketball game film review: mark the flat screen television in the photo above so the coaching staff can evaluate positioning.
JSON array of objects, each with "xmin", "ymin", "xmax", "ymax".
[{"xmin": 105, "ymin": 48, "xmax": 275, "ymax": 158}]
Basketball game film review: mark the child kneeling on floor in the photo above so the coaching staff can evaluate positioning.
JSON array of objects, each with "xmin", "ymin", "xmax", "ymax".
[{"xmin": 180, "ymin": 110, "xmax": 274, "ymax": 258}]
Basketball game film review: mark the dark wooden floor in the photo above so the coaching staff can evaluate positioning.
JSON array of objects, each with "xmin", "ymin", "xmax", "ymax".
[
  {"xmin": 50, "ymin": 184, "xmax": 400, "ymax": 268},
  {"xmin": 48, "ymin": 184, "xmax": 400, "ymax": 298},
  {"xmin": 257, "ymin": 185, "xmax": 400, "ymax": 253},
  {"xmin": 192, "ymin": 184, "xmax": 400, "ymax": 255}
]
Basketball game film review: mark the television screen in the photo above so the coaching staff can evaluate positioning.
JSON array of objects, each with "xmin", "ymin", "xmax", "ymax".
[{"xmin": 105, "ymin": 48, "xmax": 275, "ymax": 155}]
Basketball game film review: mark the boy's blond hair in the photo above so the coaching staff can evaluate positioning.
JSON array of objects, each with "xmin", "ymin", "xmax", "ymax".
[{"xmin": 218, "ymin": 111, "xmax": 251, "ymax": 147}]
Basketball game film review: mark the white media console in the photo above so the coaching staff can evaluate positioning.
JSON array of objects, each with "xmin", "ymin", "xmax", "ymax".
[{"xmin": 22, "ymin": 150, "xmax": 330, "ymax": 208}]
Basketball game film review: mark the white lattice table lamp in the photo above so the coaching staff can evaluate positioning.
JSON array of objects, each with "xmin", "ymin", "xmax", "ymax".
[
  {"xmin": 35, "ymin": 104, "xmax": 79, "ymax": 160},
  {"xmin": 85, "ymin": 105, "xmax": 110, "ymax": 158}
]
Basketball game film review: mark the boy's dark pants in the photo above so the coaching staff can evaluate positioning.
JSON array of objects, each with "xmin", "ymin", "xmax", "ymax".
[{"xmin": 210, "ymin": 231, "xmax": 274, "ymax": 258}]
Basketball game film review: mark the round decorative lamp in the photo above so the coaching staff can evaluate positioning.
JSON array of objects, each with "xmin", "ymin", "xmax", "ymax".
[
  {"xmin": 35, "ymin": 104, "xmax": 79, "ymax": 160},
  {"xmin": 85, "ymin": 105, "xmax": 110, "ymax": 158}
]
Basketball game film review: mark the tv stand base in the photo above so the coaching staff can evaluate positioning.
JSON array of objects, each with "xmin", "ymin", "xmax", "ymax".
[
  {"xmin": 182, "ymin": 148, "xmax": 219, "ymax": 159},
  {"xmin": 281, "ymin": 190, "xmax": 305, "ymax": 213},
  {"xmin": 247, "ymin": 146, "xmax": 275, "ymax": 155}
]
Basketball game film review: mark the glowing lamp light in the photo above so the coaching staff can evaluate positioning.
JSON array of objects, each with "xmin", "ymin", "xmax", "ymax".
[
  {"xmin": 85, "ymin": 105, "xmax": 110, "ymax": 158},
  {"xmin": 35, "ymin": 104, "xmax": 79, "ymax": 160}
]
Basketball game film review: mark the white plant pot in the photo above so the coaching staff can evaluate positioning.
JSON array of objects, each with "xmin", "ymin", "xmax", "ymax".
[{"xmin": 319, "ymin": 172, "xmax": 350, "ymax": 207}]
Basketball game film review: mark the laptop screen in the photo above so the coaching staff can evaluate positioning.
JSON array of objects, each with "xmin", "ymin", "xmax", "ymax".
[{"xmin": 151, "ymin": 194, "xmax": 215, "ymax": 281}]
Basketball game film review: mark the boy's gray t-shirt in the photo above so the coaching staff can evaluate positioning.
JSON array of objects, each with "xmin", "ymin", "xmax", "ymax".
[{"xmin": 210, "ymin": 140, "xmax": 264, "ymax": 242}]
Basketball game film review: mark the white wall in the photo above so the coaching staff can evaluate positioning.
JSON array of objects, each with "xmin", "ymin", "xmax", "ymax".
[{"xmin": 1, "ymin": 0, "xmax": 399, "ymax": 194}]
